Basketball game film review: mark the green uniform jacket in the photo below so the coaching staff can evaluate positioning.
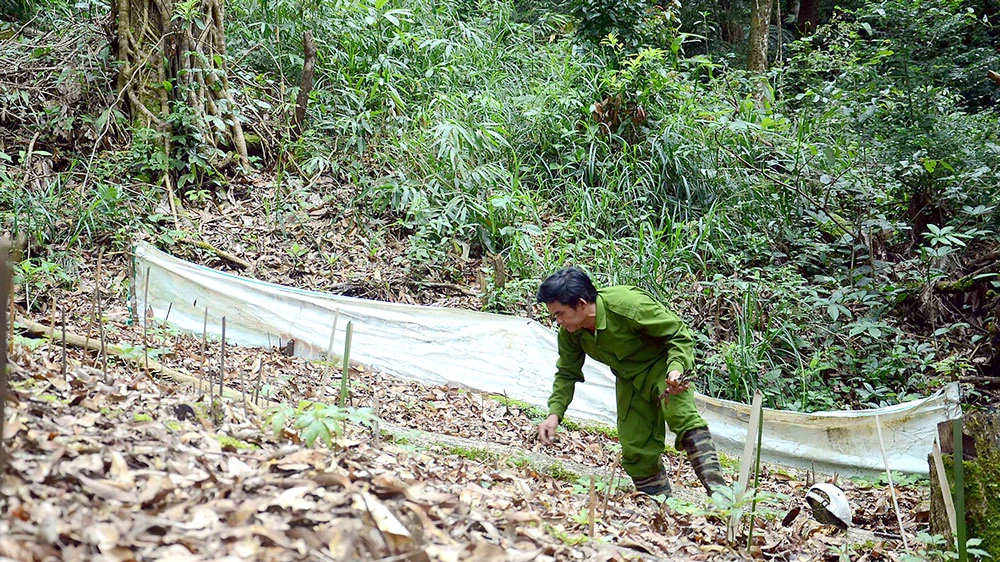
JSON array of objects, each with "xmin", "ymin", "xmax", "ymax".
[{"xmin": 547, "ymin": 286, "xmax": 695, "ymax": 421}]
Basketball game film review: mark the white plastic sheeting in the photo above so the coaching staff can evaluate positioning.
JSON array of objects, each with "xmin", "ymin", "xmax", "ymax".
[{"xmin": 134, "ymin": 242, "xmax": 961, "ymax": 476}]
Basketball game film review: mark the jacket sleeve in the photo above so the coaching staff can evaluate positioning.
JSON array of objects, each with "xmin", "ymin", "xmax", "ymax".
[
  {"xmin": 629, "ymin": 297, "xmax": 695, "ymax": 376},
  {"xmin": 547, "ymin": 329, "xmax": 586, "ymax": 420}
]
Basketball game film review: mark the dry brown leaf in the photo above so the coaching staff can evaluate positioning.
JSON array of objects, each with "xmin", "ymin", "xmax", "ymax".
[
  {"xmin": 353, "ymin": 492, "xmax": 413, "ymax": 552},
  {"xmin": 73, "ymin": 472, "xmax": 139, "ymax": 504}
]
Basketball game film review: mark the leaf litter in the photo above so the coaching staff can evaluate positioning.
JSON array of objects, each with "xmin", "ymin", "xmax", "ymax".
[
  {"xmin": 1, "ymin": 193, "xmax": 931, "ymax": 561},
  {"xmin": 1, "ymin": 311, "xmax": 928, "ymax": 562}
]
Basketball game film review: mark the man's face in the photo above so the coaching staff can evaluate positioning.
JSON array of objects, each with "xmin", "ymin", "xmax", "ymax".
[{"xmin": 546, "ymin": 300, "xmax": 588, "ymax": 333}]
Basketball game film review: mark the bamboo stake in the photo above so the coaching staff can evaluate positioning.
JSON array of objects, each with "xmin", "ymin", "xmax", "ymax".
[
  {"xmin": 731, "ymin": 391, "xmax": 764, "ymax": 545},
  {"xmin": 874, "ymin": 415, "xmax": 909, "ymax": 551},
  {"xmin": 200, "ymin": 306, "xmax": 208, "ymax": 393},
  {"xmin": 588, "ymin": 474, "xmax": 597, "ymax": 539},
  {"xmin": 218, "ymin": 316, "xmax": 227, "ymax": 418},
  {"xmin": 339, "ymin": 321, "xmax": 353, "ymax": 408},
  {"xmin": 747, "ymin": 399, "xmax": 765, "ymax": 549},
  {"xmin": 372, "ymin": 391, "xmax": 380, "ymax": 447},
  {"xmin": 142, "ymin": 266, "xmax": 150, "ymax": 373},
  {"xmin": 954, "ymin": 418, "xmax": 967, "ymax": 562},
  {"xmin": 254, "ymin": 356, "xmax": 264, "ymax": 406},
  {"xmin": 320, "ymin": 308, "xmax": 340, "ymax": 392},
  {"xmin": 601, "ymin": 454, "xmax": 620, "ymax": 519},
  {"xmin": 0, "ymin": 238, "xmax": 11, "ymax": 490},
  {"xmin": 931, "ymin": 437, "xmax": 957, "ymax": 537},
  {"xmin": 238, "ymin": 355, "xmax": 249, "ymax": 419},
  {"xmin": 95, "ymin": 249, "xmax": 107, "ymax": 382},
  {"xmin": 60, "ymin": 307, "xmax": 66, "ymax": 381},
  {"xmin": 7, "ymin": 265, "xmax": 14, "ymax": 356}
]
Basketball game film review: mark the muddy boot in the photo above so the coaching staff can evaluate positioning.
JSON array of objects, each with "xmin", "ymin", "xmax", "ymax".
[
  {"xmin": 631, "ymin": 465, "xmax": 671, "ymax": 497},
  {"xmin": 680, "ymin": 426, "xmax": 727, "ymax": 495}
]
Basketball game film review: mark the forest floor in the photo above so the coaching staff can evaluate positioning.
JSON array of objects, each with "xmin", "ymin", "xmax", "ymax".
[{"xmin": 0, "ymin": 180, "xmax": 932, "ymax": 561}]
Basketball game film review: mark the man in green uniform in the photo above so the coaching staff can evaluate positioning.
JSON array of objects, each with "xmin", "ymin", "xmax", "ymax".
[{"xmin": 536, "ymin": 267, "xmax": 726, "ymax": 497}]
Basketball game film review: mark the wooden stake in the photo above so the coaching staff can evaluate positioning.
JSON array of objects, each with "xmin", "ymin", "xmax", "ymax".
[
  {"xmin": 931, "ymin": 437, "xmax": 958, "ymax": 537},
  {"xmin": 748, "ymin": 402, "xmax": 765, "ymax": 549},
  {"xmin": 254, "ymin": 356, "xmax": 264, "ymax": 406},
  {"xmin": 142, "ymin": 266, "xmax": 150, "ymax": 373},
  {"xmin": 320, "ymin": 308, "xmax": 340, "ymax": 392},
  {"xmin": 238, "ymin": 356, "xmax": 249, "ymax": 420},
  {"xmin": 875, "ymin": 414, "xmax": 909, "ymax": 551},
  {"xmin": 339, "ymin": 321, "xmax": 353, "ymax": 408},
  {"xmin": 60, "ymin": 307, "xmax": 67, "ymax": 381},
  {"xmin": 601, "ymin": 454, "xmax": 620, "ymax": 519},
  {"xmin": 95, "ymin": 249, "xmax": 107, "ymax": 383},
  {"xmin": 200, "ymin": 306, "xmax": 208, "ymax": 393},
  {"xmin": 0, "ymin": 238, "xmax": 11, "ymax": 489},
  {"xmin": 218, "ymin": 316, "xmax": 227, "ymax": 416},
  {"xmin": 588, "ymin": 474, "xmax": 596, "ymax": 539},
  {"xmin": 372, "ymin": 391, "xmax": 381, "ymax": 447},
  {"xmin": 954, "ymin": 418, "xmax": 968, "ymax": 562},
  {"xmin": 7, "ymin": 266, "xmax": 13, "ymax": 356},
  {"xmin": 731, "ymin": 391, "xmax": 764, "ymax": 545}
]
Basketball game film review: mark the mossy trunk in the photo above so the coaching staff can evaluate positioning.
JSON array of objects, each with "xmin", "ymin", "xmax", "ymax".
[
  {"xmin": 111, "ymin": 0, "xmax": 248, "ymax": 170},
  {"xmin": 929, "ymin": 413, "xmax": 1000, "ymax": 555}
]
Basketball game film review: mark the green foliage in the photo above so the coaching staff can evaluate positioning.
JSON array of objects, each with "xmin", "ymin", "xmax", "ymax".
[
  {"xmin": 666, "ymin": 483, "xmax": 788, "ymax": 545},
  {"xmin": 899, "ymin": 533, "xmax": 991, "ymax": 562},
  {"xmin": 267, "ymin": 401, "xmax": 375, "ymax": 447}
]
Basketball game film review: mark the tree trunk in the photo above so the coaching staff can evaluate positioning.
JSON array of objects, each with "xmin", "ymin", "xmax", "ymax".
[
  {"xmin": 929, "ymin": 414, "xmax": 1000, "ymax": 556},
  {"xmin": 111, "ymin": 0, "xmax": 249, "ymax": 177},
  {"xmin": 748, "ymin": 0, "xmax": 773, "ymax": 71},
  {"xmin": 718, "ymin": 0, "xmax": 745, "ymax": 45},
  {"xmin": 797, "ymin": 0, "xmax": 818, "ymax": 35}
]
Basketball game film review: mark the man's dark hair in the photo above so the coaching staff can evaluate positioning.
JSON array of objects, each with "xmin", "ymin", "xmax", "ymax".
[{"xmin": 536, "ymin": 267, "xmax": 598, "ymax": 306}]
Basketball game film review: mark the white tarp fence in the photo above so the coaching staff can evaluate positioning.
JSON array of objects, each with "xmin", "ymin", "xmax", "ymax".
[{"xmin": 134, "ymin": 242, "xmax": 961, "ymax": 476}]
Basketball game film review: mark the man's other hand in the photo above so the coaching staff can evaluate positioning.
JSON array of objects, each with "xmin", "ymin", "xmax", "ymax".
[
  {"xmin": 538, "ymin": 414, "xmax": 560, "ymax": 444},
  {"xmin": 661, "ymin": 370, "xmax": 689, "ymax": 401}
]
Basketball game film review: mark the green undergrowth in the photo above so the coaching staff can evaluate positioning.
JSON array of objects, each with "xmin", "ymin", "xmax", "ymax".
[{"xmin": 2, "ymin": 0, "xmax": 997, "ymax": 417}]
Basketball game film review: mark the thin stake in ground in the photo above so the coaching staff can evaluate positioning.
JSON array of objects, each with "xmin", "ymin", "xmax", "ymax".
[
  {"xmin": 238, "ymin": 353, "xmax": 249, "ymax": 419},
  {"xmin": 747, "ymin": 401, "xmax": 765, "ymax": 549},
  {"xmin": 254, "ymin": 356, "xmax": 264, "ymax": 406},
  {"xmin": 217, "ymin": 316, "xmax": 227, "ymax": 421},
  {"xmin": 931, "ymin": 437, "xmax": 957, "ymax": 537},
  {"xmin": 731, "ymin": 390, "xmax": 764, "ymax": 545},
  {"xmin": 954, "ymin": 418, "xmax": 968, "ymax": 562},
  {"xmin": 339, "ymin": 321, "xmax": 354, "ymax": 408},
  {"xmin": 320, "ymin": 308, "xmax": 340, "ymax": 392},
  {"xmin": 95, "ymin": 249, "xmax": 107, "ymax": 382},
  {"xmin": 371, "ymin": 391, "xmax": 380, "ymax": 447},
  {"xmin": 601, "ymin": 454, "xmax": 620, "ymax": 519},
  {"xmin": 200, "ymin": 306, "xmax": 208, "ymax": 393},
  {"xmin": 60, "ymin": 307, "xmax": 67, "ymax": 381},
  {"xmin": 143, "ymin": 266, "xmax": 150, "ymax": 373},
  {"xmin": 588, "ymin": 474, "xmax": 596, "ymax": 539},
  {"xmin": 875, "ymin": 414, "xmax": 909, "ymax": 551},
  {"xmin": 0, "ymin": 238, "xmax": 11, "ymax": 492}
]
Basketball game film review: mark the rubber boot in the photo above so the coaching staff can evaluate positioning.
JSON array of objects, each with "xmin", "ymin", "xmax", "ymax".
[
  {"xmin": 680, "ymin": 426, "xmax": 727, "ymax": 495},
  {"xmin": 631, "ymin": 465, "xmax": 671, "ymax": 497}
]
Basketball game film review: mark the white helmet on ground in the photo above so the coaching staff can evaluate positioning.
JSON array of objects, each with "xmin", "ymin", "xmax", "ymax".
[{"xmin": 805, "ymin": 483, "xmax": 853, "ymax": 528}]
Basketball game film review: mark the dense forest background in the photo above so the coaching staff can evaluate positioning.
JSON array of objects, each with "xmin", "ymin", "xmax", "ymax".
[{"xmin": 1, "ymin": 0, "xmax": 998, "ymax": 413}]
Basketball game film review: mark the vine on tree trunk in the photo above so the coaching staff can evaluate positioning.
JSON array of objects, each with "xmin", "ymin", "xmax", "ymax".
[{"xmin": 111, "ymin": 0, "xmax": 249, "ymax": 189}]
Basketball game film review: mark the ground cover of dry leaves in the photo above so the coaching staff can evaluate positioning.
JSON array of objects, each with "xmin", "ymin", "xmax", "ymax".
[
  {"xmin": 0, "ymin": 311, "xmax": 928, "ymax": 562},
  {"xmin": 0, "ymin": 184, "xmax": 933, "ymax": 561}
]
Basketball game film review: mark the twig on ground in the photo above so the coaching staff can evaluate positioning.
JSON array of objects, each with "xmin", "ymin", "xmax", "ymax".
[{"xmin": 177, "ymin": 237, "xmax": 251, "ymax": 269}]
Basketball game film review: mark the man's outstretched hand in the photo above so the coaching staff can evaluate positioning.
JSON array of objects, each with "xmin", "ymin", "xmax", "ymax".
[{"xmin": 538, "ymin": 414, "xmax": 560, "ymax": 444}]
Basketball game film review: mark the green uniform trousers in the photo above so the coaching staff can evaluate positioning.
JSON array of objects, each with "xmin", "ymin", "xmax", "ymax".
[{"xmin": 616, "ymin": 376, "xmax": 706, "ymax": 479}]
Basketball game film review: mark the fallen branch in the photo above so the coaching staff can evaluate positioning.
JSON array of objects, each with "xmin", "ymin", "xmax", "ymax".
[{"xmin": 177, "ymin": 237, "xmax": 252, "ymax": 269}]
